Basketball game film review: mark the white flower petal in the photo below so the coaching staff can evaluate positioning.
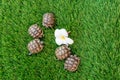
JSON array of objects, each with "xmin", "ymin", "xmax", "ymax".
[
  {"xmin": 60, "ymin": 29, "xmax": 68, "ymax": 37},
  {"xmin": 62, "ymin": 37, "xmax": 68, "ymax": 44},
  {"xmin": 55, "ymin": 29, "xmax": 61, "ymax": 38},
  {"xmin": 55, "ymin": 28, "xmax": 68, "ymax": 38},
  {"xmin": 55, "ymin": 37, "xmax": 68, "ymax": 45},
  {"xmin": 55, "ymin": 28, "xmax": 73, "ymax": 45},
  {"xmin": 66, "ymin": 38, "xmax": 74, "ymax": 45},
  {"xmin": 55, "ymin": 38, "xmax": 63, "ymax": 45}
]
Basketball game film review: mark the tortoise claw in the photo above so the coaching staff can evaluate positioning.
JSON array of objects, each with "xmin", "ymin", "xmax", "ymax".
[{"xmin": 28, "ymin": 53, "xmax": 32, "ymax": 56}]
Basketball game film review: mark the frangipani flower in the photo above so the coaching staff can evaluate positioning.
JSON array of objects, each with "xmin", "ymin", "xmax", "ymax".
[{"xmin": 55, "ymin": 29, "xmax": 74, "ymax": 45}]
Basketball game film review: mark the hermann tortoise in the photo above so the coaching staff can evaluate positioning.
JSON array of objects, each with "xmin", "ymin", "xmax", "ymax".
[
  {"xmin": 27, "ymin": 39, "xmax": 44, "ymax": 55},
  {"xmin": 64, "ymin": 55, "xmax": 80, "ymax": 72},
  {"xmin": 55, "ymin": 45, "xmax": 71, "ymax": 60},
  {"xmin": 42, "ymin": 13, "xmax": 55, "ymax": 28},
  {"xmin": 28, "ymin": 24, "xmax": 43, "ymax": 38}
]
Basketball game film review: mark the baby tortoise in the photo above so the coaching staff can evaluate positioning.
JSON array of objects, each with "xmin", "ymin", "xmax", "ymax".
[
  {"xmin": 64, "ymin": 55, "xmax": 80, "ymax": 72},
  {"xmin": 27, "ymin": 39, "xmax": 44, "ymax": 55},
  {"xmin": 55, "ymin": 45, "xmax": 71, "ymax": 60},
  {"xmin": 28, "ymin": 24, "xmax": 43, "ymax": 38},
  {"xmin": 42, "ymin": 13, "xmax": 55, "ymax": 28}
]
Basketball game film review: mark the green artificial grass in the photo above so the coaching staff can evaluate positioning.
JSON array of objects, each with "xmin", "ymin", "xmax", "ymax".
[{"xmin": 1, "ymin": 0, "xmax": 120, "ymax": 80}]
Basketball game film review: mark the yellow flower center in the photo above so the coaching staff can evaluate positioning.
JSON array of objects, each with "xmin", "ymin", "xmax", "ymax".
[{"xmin": 60, "ymin": 35, "xmax": 66, "ymax": 40}]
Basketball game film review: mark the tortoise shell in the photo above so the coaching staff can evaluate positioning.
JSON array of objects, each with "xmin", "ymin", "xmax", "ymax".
[
  {"xmin": 64, "ymin": 55, "xmax": 80, "ymax": 72},
  {"xmin": 27, "ymin": 39, "xmax": 43, "ymax": 55},
  {"xmin": 42, "ymin": 13, "xmax": 55, "ymax": 28},
  {"xmin": 28, "ymin": 24, "xmax": 43, "ymax": 38},
  {"xmin": 55, "ymin": 45, "xmax": 71, "ymax": 60}
]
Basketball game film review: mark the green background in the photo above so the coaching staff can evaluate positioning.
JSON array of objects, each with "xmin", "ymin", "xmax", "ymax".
[{"xmin": 1, "ymin": 0, "xmax": 120, "ymax": 80}]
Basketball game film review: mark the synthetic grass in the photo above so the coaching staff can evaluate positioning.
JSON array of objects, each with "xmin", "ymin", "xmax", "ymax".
[{"xmin": 1, "ymin": 0, "xmax": 120, "ymax": 80}]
